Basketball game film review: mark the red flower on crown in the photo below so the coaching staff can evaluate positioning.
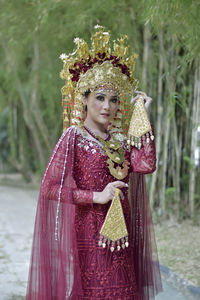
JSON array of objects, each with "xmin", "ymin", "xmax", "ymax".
[{"xmin": 69, "ymin": 52, "xmax": 130, "ymax": 82}]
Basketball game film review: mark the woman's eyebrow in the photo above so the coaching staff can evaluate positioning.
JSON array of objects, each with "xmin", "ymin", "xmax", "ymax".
[
  {"xmin": 95, "ymin": 92, "xmax": 118, "ymax": 99},
  {"xmin": 95, "ymin": 92, "xmax": 106, "ymax": 96},
  {"xmin": 110, "ymin": 96, "xmax": 119, "ymax": 99}
]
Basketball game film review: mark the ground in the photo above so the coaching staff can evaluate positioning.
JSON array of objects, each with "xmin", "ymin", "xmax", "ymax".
[{"xmin": 155, "ymin": 220, "xmax": 200, "ymax": 287}]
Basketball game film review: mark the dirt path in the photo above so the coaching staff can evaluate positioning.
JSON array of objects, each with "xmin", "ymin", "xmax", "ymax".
[
  {"xmin": 0, "ymin": 185, "xmax": 192, "ymax": 300},
  {"xmin": 0, "ymin": 186, "xmax": 38, "ymax": 299}
]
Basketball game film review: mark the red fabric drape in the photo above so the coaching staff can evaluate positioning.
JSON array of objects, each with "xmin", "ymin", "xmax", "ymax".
[{"xmin": 26, "ymin": 126, "xmax": 162, "ymax": 300}]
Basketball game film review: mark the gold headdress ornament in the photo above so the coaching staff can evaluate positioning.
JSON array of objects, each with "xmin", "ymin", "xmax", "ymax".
[{"xmin": 60, "ymin": 25, "xmax": 138, "ymax": 131}]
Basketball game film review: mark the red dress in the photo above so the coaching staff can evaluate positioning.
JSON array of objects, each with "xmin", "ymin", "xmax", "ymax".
[{"xmin": 26, "ymin": 126, "xmax": 162, "ymax": 300}]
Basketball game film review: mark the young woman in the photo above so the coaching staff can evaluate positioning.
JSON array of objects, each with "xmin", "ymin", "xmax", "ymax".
[{"xmin": 26, "ymin": 26, "xmax": 162, "ymax": 300}]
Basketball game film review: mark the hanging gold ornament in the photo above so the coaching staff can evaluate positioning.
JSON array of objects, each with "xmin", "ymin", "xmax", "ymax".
[
  {"xmin": 127, "ymin": 96, "xmax": 154, "ymax": 149},
  {"xmin": 107, "ymin": 159, "xmax": 130, "ymax": 180},
  {"xmin": 99, "ymin": 188, "xmax": 129, "ymax": 252}
]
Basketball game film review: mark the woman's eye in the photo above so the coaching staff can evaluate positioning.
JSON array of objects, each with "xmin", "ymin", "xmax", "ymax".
[
  {"xmin": 96, "ymin": 95, "xmax": 104, "ymax": 101},
  {"xmin": 111, "ymin": 98, "xmax": 118, "ymax": 103}
]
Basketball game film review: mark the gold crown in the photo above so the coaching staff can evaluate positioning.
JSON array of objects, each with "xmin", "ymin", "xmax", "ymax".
[{"xmin": 59, "ymin": 25, "xmax": 138, "ymax": 130}]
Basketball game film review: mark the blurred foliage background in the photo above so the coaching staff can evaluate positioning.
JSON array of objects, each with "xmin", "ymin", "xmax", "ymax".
[{"xmin": 0, "ymin": 0, "xmax": 200, "ymax": 222}]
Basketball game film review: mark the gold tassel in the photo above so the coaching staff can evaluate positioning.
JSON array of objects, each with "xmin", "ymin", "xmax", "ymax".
[
  {"xmin": 127, "ymin": 96, "xmax": 154, "ymax": 148},
  {"xmin": 99, "ymin": 188, "xmax": 128, "ymax": 252}
]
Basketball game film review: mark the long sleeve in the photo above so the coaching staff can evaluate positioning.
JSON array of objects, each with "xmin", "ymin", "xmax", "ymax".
[
  {"xmin": 47, "ymin": 185, "xmax": 93, "ymax": 206},
  {"xmin": 130, "ymin": 126, "xmax": 156, "ymax": 174},
  {"xmin": 72, "ymin": 189, "xmax": 93, "ymax": 205}
]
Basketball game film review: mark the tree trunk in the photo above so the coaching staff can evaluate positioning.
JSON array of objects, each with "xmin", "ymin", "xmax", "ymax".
[
  {"xmin": 159, "ymin": 41, "xmax": 177, "ymax": 217},
  {"xmin": 15, "ymin": 75, "xmax": 46, "ymax": 165},
  {"xmin": 30, "ymin": 38, "xmax": 52, "ymax": 152},
  {"xmin": 172, "ymin": 116, "xmax": 181, "ymax": 219},
  {"xmin": 142, "ymin": 23, "xmax": 151, "ymax": 91},
  {"xmin": 189, "ymin": 60, "xmax": 200, "ymax": 221},
  {"xmin": 149, "ymin": 32, "xmax": 164, "ymax": 208}
]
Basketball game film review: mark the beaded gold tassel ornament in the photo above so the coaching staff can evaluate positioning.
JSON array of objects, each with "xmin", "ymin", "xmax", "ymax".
[
  {"xmin": 99, "ymin": 188, "xmax": 129, "ymax": 252},
  {"xmin": 127, "ymin": 95, "xmax": 154, "ymax": 149}
]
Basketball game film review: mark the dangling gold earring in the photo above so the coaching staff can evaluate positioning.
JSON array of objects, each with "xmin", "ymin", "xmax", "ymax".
[{"xmin": 71, "ymin": 92, "xmax": 85, "ymax": 128}]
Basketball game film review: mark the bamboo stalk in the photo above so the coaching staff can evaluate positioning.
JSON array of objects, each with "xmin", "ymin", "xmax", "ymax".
[
  {"xmin": 149, "ymin": 32, "xmax": 163, "ymax": 209},
  {"xmin": 30, "ymin": 37, "xmax": 52, "ymax": 152},
  {"xmin": 189, "ymin": 60, "xmax": 200, "ymax": 221}
]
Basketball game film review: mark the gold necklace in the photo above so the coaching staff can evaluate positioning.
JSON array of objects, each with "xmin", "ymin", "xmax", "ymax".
[
  {"xmin": 84, "ymin": 126, "xmax": 130, "ymax": 180},
  {"xmin": 93, "ymin": 135, "xmax": 130, "ymax": 180}
]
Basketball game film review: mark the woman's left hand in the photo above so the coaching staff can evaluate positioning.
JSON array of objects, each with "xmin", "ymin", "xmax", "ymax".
[{"xmin": 131, "ymin": 91, "xmax": 152, "ymax": 113}]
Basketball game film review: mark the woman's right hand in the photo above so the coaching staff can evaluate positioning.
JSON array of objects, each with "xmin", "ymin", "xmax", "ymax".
[{"xmin": 93, "ymin": 181, "xmax": 128, "ymax": 204}]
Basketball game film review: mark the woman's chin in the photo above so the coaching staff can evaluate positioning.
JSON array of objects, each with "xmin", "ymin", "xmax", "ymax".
[
  {"xmin": 86, "ymin": 116, "xmax": 112, "ymax": 128},
  {"xmin": 99, "ymin": 115, "xmax": 113, "ymax": 124},
  {"xmin": 98, "ymin": 119, "xmax": 111, "ymax": 127}
]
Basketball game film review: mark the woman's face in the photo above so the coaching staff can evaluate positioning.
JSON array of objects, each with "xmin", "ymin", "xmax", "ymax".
[{"xmin": 84, "ymin": 90, "xmax": 119, "ymax": 127}]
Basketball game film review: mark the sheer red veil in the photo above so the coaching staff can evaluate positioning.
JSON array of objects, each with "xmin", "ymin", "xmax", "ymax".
[{"xmin": 26, "ymin": 126, "xmax": 162, "ymax": 300}]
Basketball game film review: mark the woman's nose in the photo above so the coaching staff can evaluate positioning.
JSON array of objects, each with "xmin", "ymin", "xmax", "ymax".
[{"xmin": 103, "ymin": 99, "xmax": 110, "ymax": 110}]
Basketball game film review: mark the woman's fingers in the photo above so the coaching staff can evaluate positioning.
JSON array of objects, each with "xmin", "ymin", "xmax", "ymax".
[
  {"xmin": 110, "ymin": 181, "xmax": 127, "ymax": 200},
  {"xmin": 110, "ymin": 181, "xmax": 128, "ymax": 188},
  {"xmin": 108, "ymin": 187, "xmax": 124, "ymax": 200},
  {"xmin": 119, "ymin": 190, "xmax": 124, "ymax": 200},
  {"xmin": 131, "ymin": 91, "xmax": 152, "ymax": 105},
  {"xmin": 110, "ymin": 188, "xmax": 115, "ymax": 197},
  {"xmin": 130, "ymin": 95, "xmax": 139, "ymax": 103},
  {"xmin": 145, "ymin": 97, "xmax": 152, "ymax": 106},
  {"xmin": 144, "ymin": 97, "xmax": 152, "ymax": 112},
  {"xmin": 105, "ymin": 181, "xmax": 128, "ymax": 201},
  {"xmin": 131, "ymin": 92, "xmax": 145, "ymax": 103}
]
